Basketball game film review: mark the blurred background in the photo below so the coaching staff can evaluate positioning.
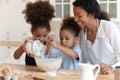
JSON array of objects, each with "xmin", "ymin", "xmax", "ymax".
[{"xmin": 0, "ymin": 0, "xmax": 120, "ymax": 64}]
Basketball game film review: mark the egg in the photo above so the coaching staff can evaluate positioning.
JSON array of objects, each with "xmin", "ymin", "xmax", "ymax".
[
  {"xmin": 12, "ymin": 69, "xmax": 16, "ymax": 75},
  {"xmin": 2, "ymin": 68, "xmax": 10, "ymax": 76}
]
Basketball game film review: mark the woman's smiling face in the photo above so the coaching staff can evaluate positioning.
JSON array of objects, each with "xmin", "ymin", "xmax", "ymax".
[{"xmin": 73, "ymin": 6, "xmax": 93, "ymax": 28}]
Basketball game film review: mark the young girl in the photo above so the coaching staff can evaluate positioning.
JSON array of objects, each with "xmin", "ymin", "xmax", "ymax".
[
  {"xmin": 49, "ymin": 17, "xmax": 82, "ymax": 70},
  {"xmin": 14, "ymin": 0, "xmax": 54, "ymax": 66}
]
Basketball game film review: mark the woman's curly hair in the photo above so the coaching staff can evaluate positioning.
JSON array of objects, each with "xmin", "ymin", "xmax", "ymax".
[
  {"xmin": 23, "ymin": 0, "xmax": 55, "ymax": 25},
  {"xmin": 60, "ymin": 17, "xmax": 81, "ymax": 37},
  {"xmin": 98, "ymin": 11, "xmax": 110, "ymax": 21}
]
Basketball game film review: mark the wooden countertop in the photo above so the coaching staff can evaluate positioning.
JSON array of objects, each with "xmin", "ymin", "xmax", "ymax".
[
  {"xmin": 0, "ymin": 63, "xmax": 114, "ymax": 80},
  {"xmin": 0, "ymin": 41, "xmax": 22, "ymax": 46}
]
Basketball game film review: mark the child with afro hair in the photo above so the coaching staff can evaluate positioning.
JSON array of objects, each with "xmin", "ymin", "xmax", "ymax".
[{"xmin": 14, "ymin": 0, "xmax": 55, "ymax": 66}]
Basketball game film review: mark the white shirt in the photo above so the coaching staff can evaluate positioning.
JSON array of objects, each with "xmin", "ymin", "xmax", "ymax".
[{"xmin": 79, "ymin": 20, "xmax": 120, "ymax": 68}]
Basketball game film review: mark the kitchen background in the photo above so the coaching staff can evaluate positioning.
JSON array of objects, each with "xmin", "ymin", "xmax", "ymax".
[{"xmin": 0, "ymin": 0, "xmax": 120, "ymax": 64}]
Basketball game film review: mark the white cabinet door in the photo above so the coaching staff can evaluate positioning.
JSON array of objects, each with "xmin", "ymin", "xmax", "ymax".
[{"xmin": 0, "ymin": 46, "xmax": 25, "ymax": 65}]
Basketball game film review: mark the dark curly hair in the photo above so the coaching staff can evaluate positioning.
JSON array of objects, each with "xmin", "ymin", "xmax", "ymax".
[
  {"xmin": 60, "ymin": 17, "xmax": 81, "ymax": 37},
  {"xmin": 23, "ymin": 0, "xmax": 55, "ymax": 32},
  {"xmin": 73, "ymin": 0, "xmax": 101, "ymax": 18},
  {"xmin": 98, "ymin": 11, "xmax": 110, "ymax": 21}
]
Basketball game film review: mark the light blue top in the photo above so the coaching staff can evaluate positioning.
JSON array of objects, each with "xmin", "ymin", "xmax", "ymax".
[{"xmin": 51, "ymin": 46, "xmax": 82, "ymax": 70}]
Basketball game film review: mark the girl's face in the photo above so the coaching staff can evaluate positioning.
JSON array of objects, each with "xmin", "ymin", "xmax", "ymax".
[
  {"xmin": 73, "ymin": 6, "xmax": 94, "ymax": 28},
  {"xmin": 32, "ymin": 27, "xmax": 49, "ymax": 44},
  {"xmin": 60, "ymin": 30, "xmax": 78, "ymax": 48}
]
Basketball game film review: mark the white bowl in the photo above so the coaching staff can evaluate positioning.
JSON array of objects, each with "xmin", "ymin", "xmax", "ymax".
[{"xmin": 35, "ymin": 55, "xmax": 62, "ymax": 71}]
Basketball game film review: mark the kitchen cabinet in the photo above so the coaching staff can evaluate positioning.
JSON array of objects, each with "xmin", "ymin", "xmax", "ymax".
[{"xmin": 0, "ymin": 41, "xmax": 25, "ymax": 65}]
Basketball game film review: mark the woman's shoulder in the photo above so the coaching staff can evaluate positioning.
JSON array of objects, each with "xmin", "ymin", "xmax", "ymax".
[
  {"xmin": 99, "ymin": 20, "xmax": 120, "ymax": 38},
  {"xmin": 100, "ymin": 20, "xmax": 118, "ymax": 32},
  {"xmin": 100, "ymin": 20, "xmax": 117, "ymax": 29}
]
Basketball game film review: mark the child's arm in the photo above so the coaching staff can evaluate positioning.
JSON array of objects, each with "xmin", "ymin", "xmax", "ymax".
[
  {"xmin": 45, "ymin": 39, "xmax": 51, "ymax": 55},
  {"xmin": 48, "ymin": 35, "xmax": 78, "ymax": 58},
  {"xmin": 50, "ymin": 40, "xmax": 78, "ymax": 58},
  {"xmin": 14, "ymin": 40, "xmax": 28, "ymax": 59},
  {"xmin": 14, "ymin": 45, "xmax": 24, "ymax": 59},
  {"xmin": 55, "ymin": 44, "xmax": 78, "ymax": 58}
]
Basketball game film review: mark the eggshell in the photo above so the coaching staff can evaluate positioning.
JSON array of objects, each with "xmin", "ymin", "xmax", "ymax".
[{"xmin": 2, "ymin": 68, "xmax": 10, "ymax": 76}]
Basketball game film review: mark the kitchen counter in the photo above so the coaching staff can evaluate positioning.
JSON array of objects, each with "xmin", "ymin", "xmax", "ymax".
[
  {"xmin": 0, "ymin": 63, "xmax": 114, "ymax": 80},
  {"xmin": 0, "ymin": 41, "xmax": 22, "ymax": 46}
]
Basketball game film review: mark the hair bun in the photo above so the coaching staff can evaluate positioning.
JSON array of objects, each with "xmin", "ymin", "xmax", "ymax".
[{"xmin": 23, "ymin": 0, "xmax": 55, "ymax": 25}]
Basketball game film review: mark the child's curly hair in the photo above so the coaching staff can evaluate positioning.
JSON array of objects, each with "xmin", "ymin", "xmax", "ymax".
[
  {"xmin": 22, "ymin": 0, "xmax": 55, "ymax": 32},
  {"xmin": 60, "ymin": 17, "xmax": 81, "ymax": 37},
  {"xmin": 23, "ymin": 0, "xmax": 55, "ymax": 25}
]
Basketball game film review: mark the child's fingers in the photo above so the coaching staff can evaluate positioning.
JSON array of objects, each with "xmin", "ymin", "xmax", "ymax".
[
  {"xmin": 24, "ymin": 39, "xmax": 29, "ymax": 43},
  {"xmin": 48, "ymin": 35, "xmax": 56, "ymax": 41},
  {"xmin": 27, "ymin": 53, "xmax": 34, "ymax": 58}
]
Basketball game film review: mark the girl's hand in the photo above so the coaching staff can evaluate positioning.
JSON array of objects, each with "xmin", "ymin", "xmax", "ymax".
[
  {"xmin": 21, "ymin": 39, "xmax": 35, "ymax": 58},
  {"xmin": 47, "ymin": 34, "xmax": 59, "ymax": 48},
  {"xmin": 26, "ymin": 53, "xmax": 35, "ymax": 58},
  {"xmin": 21, "ymin": 39, "xmax": 29, "ymax": 51},
  {"xmin": 45, "ymin": 34, "xmax": 58, "ymax": 55},
  {"xmin": 100, "ymin": 63, "xmax": 114, "ymax": 74},
  {"xmin": 50, "ymin": 40, "xmax": 60, "ymax": 48}
]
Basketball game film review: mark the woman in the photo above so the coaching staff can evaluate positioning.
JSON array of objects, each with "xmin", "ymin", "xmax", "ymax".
[{"xmin": 73, "ymin": 0, "xmax": 120, "ymax": 74}]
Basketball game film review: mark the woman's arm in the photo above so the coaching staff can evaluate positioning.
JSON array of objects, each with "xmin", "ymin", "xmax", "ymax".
[
  {"xmin": 108, "ymin": 23, "xmax": 120, "ymax": 67},
  {"xmin": 100, "ymin": 22, "xmax": 120, "ymax": 74}
]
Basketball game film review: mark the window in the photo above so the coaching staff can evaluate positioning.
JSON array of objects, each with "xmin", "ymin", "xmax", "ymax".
[
  {"xmin": 50, "ymin": 0, "xmax": 74, "ymax": 21},
  {"xmin": 50, "ymin": 0, "xmax": 120, "ymax": 21},
  {"xmin": 55, "ymin": 0, "xmax": 70, "ymax": 18},
  {"xmin": 98, "ymin": 0, "xmax": 120, "ymax": 21}
]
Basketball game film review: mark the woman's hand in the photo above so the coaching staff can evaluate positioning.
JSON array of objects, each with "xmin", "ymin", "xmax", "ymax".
[{"xmin": 100, "ymin": 63, "xmax": 114, "ymax": 74}]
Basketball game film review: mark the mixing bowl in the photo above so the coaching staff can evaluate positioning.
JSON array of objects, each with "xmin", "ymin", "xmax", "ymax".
[{"xmin": 35, "ymin": 55, "xmax": 62, "ymax": 71}]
